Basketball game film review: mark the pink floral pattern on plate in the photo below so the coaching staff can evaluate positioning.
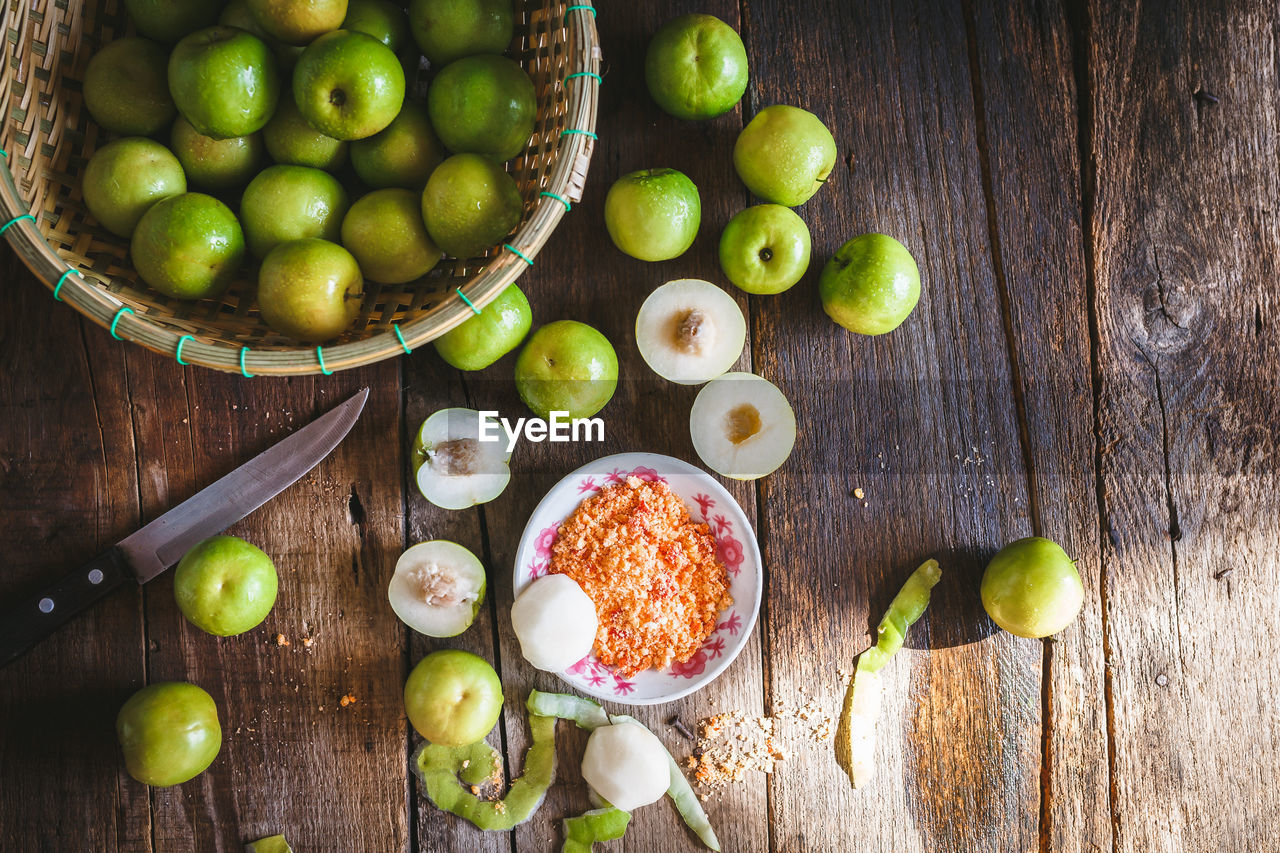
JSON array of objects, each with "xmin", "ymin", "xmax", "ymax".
[{"xmin": 515, "ymin": 455, "xmax": 760, "ymax": 705}]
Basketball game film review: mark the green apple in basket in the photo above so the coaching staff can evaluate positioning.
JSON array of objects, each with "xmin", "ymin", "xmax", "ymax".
[
  {"xmin": 344, "ymin": 0, "xmax": 414, "ymax": 57},
  {"xmin": 340, "ymin": 188, "xmax": 442, "ymax": 284},
  {"xmin": 421, "ymin": 153, "xmax": 523, "ymax": 259},
  {"xmin": 170, "ymin": 117, "xmax": 265, "ymax": 193},
  {"xmin": 262, "ymin": 98, "xmax": 349, "ymax": 173},
  {"xmin": 82, "ymin": 38, "xmax": 175, "ymax": 137},
  {"xmin": 409, "ymin": 0, "xmax": 514, "ymax": 66},
  {"xmin": 123, "ymin": 0, "xmax": 221, "ymax": 43},
  {"xmin": 168, "ymin": 27, "xmax": 281, "ymax": 139},
  {"xmin": 81, "ymin": 138, "xmax": 186, "ymax": 238},
  {"xmin": 350, "ymin": 104, "xmax": 446, "ymax": 190},
  {"xmin": 130, "ymin": 192, "xmax": 245, "ymax": 300},
  {"xmin": 256, "ymin": 238, "xmax": 364, "ymax": 342},
  {"xmin": 245, "ymin": 0, "xmax": 349, "ymax": 45},
  {"xmin": 293, "ymin": 30, "xmax": 407, "ymax": 141},
  {"xmin": 427, "ymin": 54, "xmax": 536, "ymax": 162},
  {"xmin": 240, "ymin": 165, "xmax": 350, "ymax": 259}
]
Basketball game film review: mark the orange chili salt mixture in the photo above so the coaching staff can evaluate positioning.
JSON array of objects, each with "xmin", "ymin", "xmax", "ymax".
[{"xmin": 549, "ymin": 476, "xmax": 732, "ymax": 677}]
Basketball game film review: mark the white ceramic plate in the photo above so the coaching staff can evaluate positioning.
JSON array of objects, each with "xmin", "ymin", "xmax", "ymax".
[{"xmin": 512, "ymin": 452, "xmax": 762, "ymax": 705}]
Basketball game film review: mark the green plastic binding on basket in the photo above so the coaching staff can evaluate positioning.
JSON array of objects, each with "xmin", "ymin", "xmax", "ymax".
[
  {"xmin": 539, "ymin": 191, "xmax": 572, "ymax": 212},
  {"xmin": 455, "ymin": 287, "xmax": 481, "ymax": 315},
  {"xmin": 53, "ymin": 267, "xmax": 83, "ymax": 301},
  {"xmin": 239, "ymin": 347, "xmax": 255, "ymax": 378},
  {"xmin": 174, "ymin": 334, "xmax": 194, "ymax": 365},
  {"xmin": 564, "ymin": 71, "xmax": 602, "ymax": 86},
  {"xmin": 560, "ymin": 128, "xmax": 597, "ymax": 140},
  {"xmin": 109, "ymin": 306, "xmax": 133, "ymax": 340},
  {"xmin": 503, "ymin": 243, "xmax": 534, "ymax": 266},
  {"xmin": 0, "ymin": 213, "xmax": 34, "ymax": 235},
  {"xmin": 393, "ymin": 324, "xmax": 411, "ymax": 354},
  {"xmin": 316, "ymin": 346, "xmax": 333, "ymax": 375},
  {"xmin": 564, "ymin": 4, "xmax": 595, "ymax": 25}
]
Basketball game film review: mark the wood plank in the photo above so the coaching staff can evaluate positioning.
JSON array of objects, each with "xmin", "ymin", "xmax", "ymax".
[
  {"xmin": 0, "ymin": 269, "xmax": 151, "ymax": 851},
  {"xmin": 403, "ymin": 356, "xmax": 512, "ymax": 853},
  {"xmin": 1087, "ymin": 0, "xmax": 1280, "ymax": 849},
  {"xmin": 120, "ymin": 353, "xmax": 409, "ymax": 851},
  {"xmin": 966, "ymin": 1, "xmax": 1112, "ymax": 849},
  {"xmin": 741, "ymin": 0, "xmax": 1041, "ymax": 849},
  {"xmin": 480, "ymin": 3, "xmax": 771, "ymax": 850}
]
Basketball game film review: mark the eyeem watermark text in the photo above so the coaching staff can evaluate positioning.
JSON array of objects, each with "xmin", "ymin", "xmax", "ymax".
[{"xmin": 477, "ymin": 410, "xmax": 604, "ymax": 452}]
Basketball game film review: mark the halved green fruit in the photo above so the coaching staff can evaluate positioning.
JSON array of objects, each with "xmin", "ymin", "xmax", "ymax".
[
  {"xmin": 413, "ymin": 407, "xmax": 512, "ymax": 510},
  {"xmin": 388, "ymin": 540, "xmax": 486, "ymax": 637}
]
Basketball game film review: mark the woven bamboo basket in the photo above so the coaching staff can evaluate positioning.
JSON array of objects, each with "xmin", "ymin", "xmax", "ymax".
[{"xmin": 0, "ymin": 0, "xmax": 598, "ymax": 376}]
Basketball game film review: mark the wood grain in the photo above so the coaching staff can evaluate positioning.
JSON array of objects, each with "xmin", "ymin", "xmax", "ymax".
[
  {"xmin": 0, "ymin": 292, "xmax": 150, "ymax": 850},
  {"xmin": 743, "ymin": 0, "xmax": 1043, "ymax": 849},
  {"xmin": 966, "ymin": 1, "xmax": 1112, "ymax": 849},
  {"xmin": 1087, "ymin": 0, "xmax": 1280, "ymax": 849}
]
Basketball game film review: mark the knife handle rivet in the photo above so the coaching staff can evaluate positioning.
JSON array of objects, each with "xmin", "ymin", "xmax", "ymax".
[
  {"xmin": 88, "ymin": 569, "xmax": 104, "ymax": 585},
  {"xmin": 38, "ymin": 598, "xmax": 54, "ymax": 613}
]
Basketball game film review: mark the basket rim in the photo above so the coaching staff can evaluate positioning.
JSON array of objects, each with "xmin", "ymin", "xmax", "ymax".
[{"xmin": 0, "ymin": 1, "xmax": 600, "ymax": 376}]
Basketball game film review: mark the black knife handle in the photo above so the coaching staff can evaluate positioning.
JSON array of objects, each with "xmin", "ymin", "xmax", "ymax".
[{"xmin": 0, "ymin": 547, "xmax": 131, "ymax": 668}]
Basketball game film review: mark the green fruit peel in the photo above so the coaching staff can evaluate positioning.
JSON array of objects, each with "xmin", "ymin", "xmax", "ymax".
[
  {"xmin": 245, "ymin": 834, "xmax": 293, "ymax": 853},
  {"xmin": 562, "ymin": 807, "xmax": 631, "ymax": 853},
  {"xmin": 413, "ymin": 713, "xmax": 557, "ymax": 831},
  {"xmin": 836, "ymin": 558, "xmax": 941, "ymax": 789},
  {"xmin": 526, "ymin": 690, "xmax": 721, "ymax": 851}
]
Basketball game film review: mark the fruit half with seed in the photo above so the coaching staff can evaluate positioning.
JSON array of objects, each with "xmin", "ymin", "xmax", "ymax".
[
  {"xmin": 413, "ymin": 407, "xmax": 512, "ymax": 510},
  {"xmin": 388, "ymin": 540, "xmax": 486, "ymax": 637},
  {"xmin": 635, "ymin": 279, "xmax": 746, "ymax": 385},
  {"xmin": 690, "ymin": 372, "xmax": 797, "ymax": 480}
]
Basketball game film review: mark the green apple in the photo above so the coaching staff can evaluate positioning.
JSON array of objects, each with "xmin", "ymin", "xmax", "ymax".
[
  {"xmin": 131, "ymin": 193, "xmax": 245, "ymax": 300},
  {"xmin": 246, "ymin": 0, "xmax": 349, "ymax": 45},
  {"xmin": 733, "ymin": 105, "xmax": 837, "ymax": 207},
  {"xmin": 343, "ymin": 0, "xmax": 412, "ymax": 56},
  {"xmin": 421, "ymin": 153, "xmax": 522, "ymax": 259},
  {"xmin": 116, "ymin": 682, "xmax": 221, "ymax": 787},
  {"xmin": 123, "ymin": 0, "xmax": 222, "ymax": 42},
  {"xmin": 171, "ymin": 116, "xmax": 264, "ymax": 192},
  {"xmin": 240, "ymin": 164, "xmax": 350, "ymax": 258},
  {"xmin": 514, "ymin": 320, "xmax": 618, "ymax": 419},
  {"xmin": 819, "ymin": 233, "xmax": 920, "ymax": 335},
  {"xmin": 409, "ymin": 0, "xmax": 513, "ymax": 66},
  {"xmin": 262, "ymin": 98, "xmax": 349, "ymax": 172},
  {"xmin": 257, "ymin": 238, "xmax": 363, "ymax": 341},
  {"xmin": 81, "ymin": 138, "xmax": 186, "ymax": 238},
  {"xmin": 719, "ymin": 204, "xmax": 811, "ymax": 295},
  {"xmin": 219, "ymin": 0, "xmax": 305, "ymax": 70},
  {"xmin": 603, "ymin": 168, "xmax": 700, "ymax": 262},
  {"xmin": 433, "ymin": 283, "xmax": 530, "ymax": 370},
  {"xmin": 645, "ymin": 13, "xmax": 747, "ymax": 120},
  {"xmin": 293, "ymin": 30, "xmax": 406, "ymax": 141},
  {"xmin": 350, "ymin": 103, "xmax": 445, "ymax": 189},
  {"xmin": 82, "ymin": 38, "xmax": 175, "ymax": 136},
  {"xmin": 169, "ymin": 26, "xmax": 280, "ymax": 138},
  {"xmin": 404, "ymin": 649, "xmax": 503, "ymax": 747},
  {"xmin": 981, "ymin": 536, "xmax": 1084, "ymax": 639},
  {"xmin": 174, "ymin": 535, "xmax": 279, "ymax": 636},
  {"xmin": 340, "ymin": 188, "xmax": 441, "ymax": 283},
  {"xmin": 426, "ymin": 54, "xmax": 535, "ymax": 162}
]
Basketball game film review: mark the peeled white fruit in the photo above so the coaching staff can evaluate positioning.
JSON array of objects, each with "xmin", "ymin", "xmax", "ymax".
[
  {"xmin": 580, "ymin": 722, "xmax": 670, "ymax": 811},
  {"xmin": 510, "ymin": 574, "xmax": 599, "ymax": 672},
  {"xmin": 635, "ymin": 279, "xmax": 746, "ymax": 384},
  {"xmin": 690, "ymin": 371, "xmax": 797, "ymax": 480},
  {"xmin": 414, "ymin": 407, "xmax": 512, "ymax": 510},
  {"xmin": 388, "ymin": 540, "xmax": 486, "ymax": 637}
]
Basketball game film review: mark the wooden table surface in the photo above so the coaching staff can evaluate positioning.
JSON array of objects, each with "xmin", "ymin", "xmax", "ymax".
[{"xmin": 3, "ymin": 0, "xmax": 1277, "ymax": 850}]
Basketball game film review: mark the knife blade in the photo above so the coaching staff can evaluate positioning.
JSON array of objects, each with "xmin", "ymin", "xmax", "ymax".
[{"xmin": 0, "ymin": 387, "xmax": 369, "ymax": 667}]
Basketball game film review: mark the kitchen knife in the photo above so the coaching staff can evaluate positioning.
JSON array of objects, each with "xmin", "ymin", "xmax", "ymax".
[{"xmin": 0, "ymin": 387, "xmax": 369, "ymax": 668}]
